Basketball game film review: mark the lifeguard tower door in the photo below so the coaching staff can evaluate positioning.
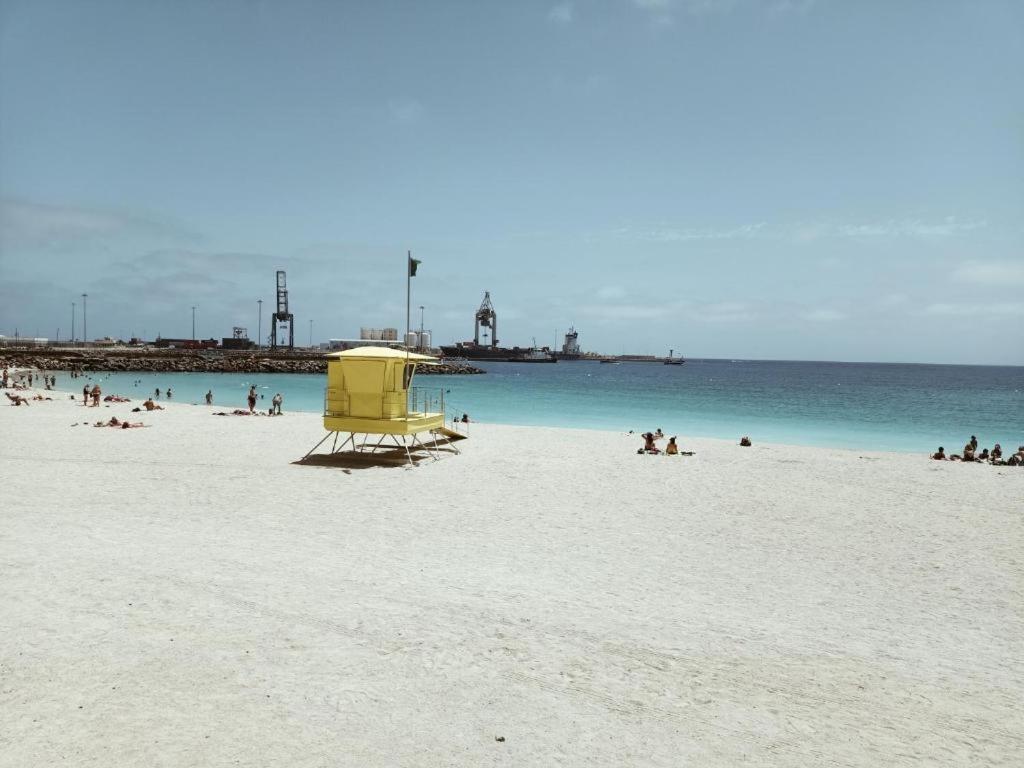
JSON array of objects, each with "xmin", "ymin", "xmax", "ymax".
[{"xmin": 271, "ymin": 270, "xmax": 295, "ymax": 350}]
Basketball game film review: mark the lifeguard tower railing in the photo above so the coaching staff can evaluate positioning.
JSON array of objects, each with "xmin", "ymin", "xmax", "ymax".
[{"xmin": 322, "ymin": 386, "xmax": 445, "ymax": 421}]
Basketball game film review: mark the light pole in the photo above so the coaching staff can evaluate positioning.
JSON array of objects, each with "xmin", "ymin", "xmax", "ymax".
[
  {"xmin": 419, "ymin": 305, "xmax": 425, "ymax": 350},
  {"xmin": 81, "ymin": 293, "xmax": 87, "ymax": 344},
  {"xmin": 308, "ymin": 319, "xmax": 313, "ymax": 348},
  {"xmin": 257, "ymin": 299, "xmax": 262, "ymax": 349},
  {"xmin": 192, "ymin": 306, "xmax": 196, "ymax": 340},
  {"xmin": 71, "ymin": 302, "xmax": 76, "ymax": 343}
]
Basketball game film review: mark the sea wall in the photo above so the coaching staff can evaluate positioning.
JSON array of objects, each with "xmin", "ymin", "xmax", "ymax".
[{"xmin": 0, "ymin": 348, "xmax": 484, "ymax": 375}]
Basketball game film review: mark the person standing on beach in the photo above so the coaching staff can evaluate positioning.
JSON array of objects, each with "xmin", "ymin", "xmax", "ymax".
[
  {"xmin": 272, "ymin": 392, "xmax": 283, "ymax": 415},
  {"xmin": 205, "ymin": 390, "xmax": 213, "ymax": 405},
  {"xmin": 2, "ymin": 368, "xmax": 8, "ymax": 388},
  {"xmin": 82, "ymin": 384, "xmax": 89, "ymax": 406},
  {"xmin": 247, "ymin": 386, "xmax": 257, "ymax": 413}
]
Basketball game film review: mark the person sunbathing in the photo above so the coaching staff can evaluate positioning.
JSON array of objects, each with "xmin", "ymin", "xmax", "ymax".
[
  {"xmin": 961, "ymin": 442, "xmax": 976, "ymax": 462},
  {"xmin": 931, "ymin": 446, "xmax": 946, "ymax": 460},
  {"xmin": 739, "ymin": 436, "xmax": 752, "ymax": 447},
  {"xmin": 5, "ymin": 392, "xmax": 29, "ymax": 406},
  {"xmin": 991, "ymin": 444, "xmax": 1002, "ymax": 460},
  {"xmin": 665, "ymin": 437, "xmax": 679, "ymax": 455},
  {"xmin": 977, "ymin": 448, "xmax": 990, "ymax": 462},
  {"xmin": 142, "ymin": 398, "xmax": 164, "ymax": 411},
  {"xmin": 640, "ymin": 432, "xmax": 660, "ymax": 454},
  {"xmin": 1007, "ymin": 447, "xmax": 1024, "ymax": 467}
]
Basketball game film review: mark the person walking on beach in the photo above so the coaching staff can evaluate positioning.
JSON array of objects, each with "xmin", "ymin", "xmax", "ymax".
[
  {"xmin": 247, "ymin": 385, "xmax": 257, "ymax": 413},
  {"xmin": 205, "ymin": 390, "xmax": 213, "ymax": 405},
  {"xmin": 272, "ymin": 392, "xmax": 283, "ymax": 415}
]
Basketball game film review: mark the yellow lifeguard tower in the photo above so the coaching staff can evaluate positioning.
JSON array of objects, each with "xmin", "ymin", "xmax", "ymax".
[{"xmin": 303, "ymin": 346, "xmax": 463, "ymax": 464}]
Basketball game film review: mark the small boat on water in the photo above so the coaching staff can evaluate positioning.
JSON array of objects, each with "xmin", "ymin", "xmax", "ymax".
[
  {"xmin": 599, "ymin": 358, "xmax": 620, "ymax": 364},
  {"xmin": 517, "ymin": 338, "xmax": 557, "ymax": 363},
  {"xmin": 664, "ymin": 348, "xmax": 685, "ymax": 365}
]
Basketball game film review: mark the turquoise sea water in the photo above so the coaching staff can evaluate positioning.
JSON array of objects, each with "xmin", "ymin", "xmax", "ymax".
[{"xmin": 65, "ymin": 359, "xmax": 1023, "ymax": 453}]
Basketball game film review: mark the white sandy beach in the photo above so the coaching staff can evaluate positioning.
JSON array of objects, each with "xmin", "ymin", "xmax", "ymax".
[{"xmin": 1, "ymin": 389, "xmax": 1022, "ymax": 767}]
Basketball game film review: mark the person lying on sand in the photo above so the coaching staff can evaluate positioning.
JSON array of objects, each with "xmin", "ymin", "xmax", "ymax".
[
  {"xmin": 142, "ymin": 398, "xmax": 164, "ymax": 411},
  {"xmin": 103, "ymin": 395, "xmax": 131, "ymax": 403},
  {"xmin": 931, "ymin": 446, "xmax": 946, "ymax": 460},
  {"xmin": 30, "ymin": 394, "xmax": 52, "ymax": 401},
  {"xmin": 5, "ymin": 392, "xmax": 29, "ymax": 406},
  {"xmin": 94, "ymin": 417, "xmax": 146, "ymax": 428},
  {"xmin": 1007, "ymin": 447, "xmax": 1024, "ymax": 467}
]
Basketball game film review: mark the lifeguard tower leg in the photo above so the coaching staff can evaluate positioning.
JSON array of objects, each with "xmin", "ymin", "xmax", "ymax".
[{"xmin": 303, "ymin": 432, "xmax": 334, "ymax": 459}]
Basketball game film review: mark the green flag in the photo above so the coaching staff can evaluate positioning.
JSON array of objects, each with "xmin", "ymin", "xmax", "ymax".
[{"xmin": 408, "ymin": 256, "xmax": 422, "ymax": 277}]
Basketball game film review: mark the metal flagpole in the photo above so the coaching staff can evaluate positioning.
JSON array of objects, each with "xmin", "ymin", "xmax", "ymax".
[{"xmin": 406, "ymin": 251, "xmax": 412, "ymax": 383}]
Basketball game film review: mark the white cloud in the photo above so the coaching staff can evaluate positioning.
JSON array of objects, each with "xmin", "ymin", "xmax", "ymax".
[
  {"xmin": 0, "ymin": 198, "xmax": 197, "ymax": 251},
  {"xmin": 800, "ymin": 308, "xmax": 846, "ymax": 322},
  {"xmin": 547, "ymin": 3, "xmax": 573, "ymax": 24},
  {"xmin": 836, "ymin": 217, "xmax": 986, "ymax": 240},
  {"xmin": 614, "ymin": 222, "xmax": 768, "ymax": 242},
  {"xmin": 596, "ymin": 285, "xmax": 627, "ymax": 300},
  {"xmin": 388, "ymin": 99, "xmax": 424, "ymax": 124},
  {"xmin": 696, "ymin": 301, "xmax": 753, "ymax": 323},
  {"xmin": 768, "ymin": 0, "xmax": 817, "ymax": 14},
  {"xmin": 923, "ymin": 302, "xmax": 1024, "ymax": 317},
  {"xmin": 580, "ymin": 302, "xmax": 677, "ymax": 320},
  {"xmin": 950, "ymin": 260, "xmax": 1024, "ymax": 286},
  {"xmin": 878, "ymin": 293, "xmax": 909, "ymax": 308}
]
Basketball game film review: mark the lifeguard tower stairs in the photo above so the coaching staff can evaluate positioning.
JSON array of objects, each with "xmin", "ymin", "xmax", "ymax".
[{"xmin": 302, "ymin": 347, "xmax": 465, "ymax": 465}]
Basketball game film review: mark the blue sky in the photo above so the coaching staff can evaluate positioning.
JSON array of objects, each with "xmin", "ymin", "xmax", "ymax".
[{"xmin": 1, "ymin": 0, "xmax": 1021, "ymax": 364}]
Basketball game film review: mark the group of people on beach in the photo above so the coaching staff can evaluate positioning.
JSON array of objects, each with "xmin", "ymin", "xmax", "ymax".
[
  {"xmin": 636, "ymin": 428, "xmax": 695, "ymax": 456},
  {"xmin": 2, "ymin": 367, "xmax": 57, "ymax": 391},
  {"xmin": 931, "ymin": 436, "xmax": 1023, "ymax": 466}
]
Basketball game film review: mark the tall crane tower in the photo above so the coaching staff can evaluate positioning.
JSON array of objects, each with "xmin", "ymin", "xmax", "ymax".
[
  {"xmin": 474, "ymin": 291, "xmax": 498, "ymax": 347},
  {"xmin": 271, "ymin": 270, "xmax": 294, "ymax": 350}
]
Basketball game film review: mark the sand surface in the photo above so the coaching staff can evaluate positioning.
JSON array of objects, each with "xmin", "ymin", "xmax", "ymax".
[{"xmin": 1, "ymin": 390, "xmax": 1022, "ymax": 767}]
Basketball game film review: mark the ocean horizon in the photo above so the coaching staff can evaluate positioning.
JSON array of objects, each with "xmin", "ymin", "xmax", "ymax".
[{"xmin": 58, "ymin": 357, "xmax": 1023, "ymax": 454}]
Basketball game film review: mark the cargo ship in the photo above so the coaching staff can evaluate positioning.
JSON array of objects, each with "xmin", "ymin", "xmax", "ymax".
[
  {"xmin": 554, "ymin": 326, "xmax": 581, "ymax": 360},
  {"xmin": 439, "ymin": 292, "xmax": 557, "ymax": 362}
]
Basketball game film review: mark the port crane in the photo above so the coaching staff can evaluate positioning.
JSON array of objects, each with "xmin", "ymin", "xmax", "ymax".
[
  {"xmin": 474, "ymin": 291, "xmax": 498, "ymax": 348},
  {"xmin": 271, "ymin": 270, "xmax": 294, "ymax": 350}
]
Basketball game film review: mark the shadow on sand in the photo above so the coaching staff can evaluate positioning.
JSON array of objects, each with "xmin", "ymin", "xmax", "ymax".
[{"xmin": 292, "ymin": 442, "xmax": 459, "ymax": 471}]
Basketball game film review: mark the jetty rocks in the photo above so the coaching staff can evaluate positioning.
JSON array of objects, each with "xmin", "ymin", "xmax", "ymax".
[{"xmin": 0, "ymin": 348, "xmax": 485, "ymax": 376}]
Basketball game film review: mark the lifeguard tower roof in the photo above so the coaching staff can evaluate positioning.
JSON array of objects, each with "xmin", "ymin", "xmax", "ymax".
[{"xmin": 324, "ymin": 346, "xmax": 437, "ymax": 362}]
